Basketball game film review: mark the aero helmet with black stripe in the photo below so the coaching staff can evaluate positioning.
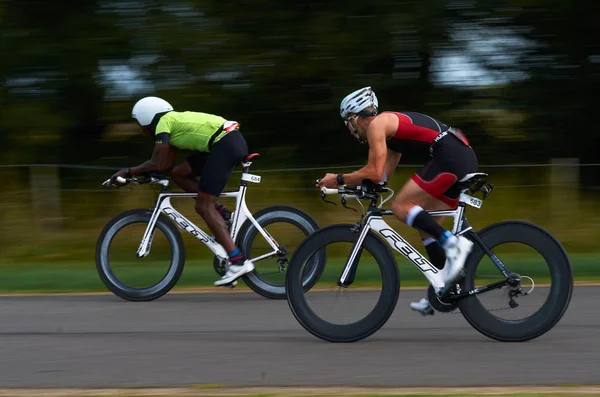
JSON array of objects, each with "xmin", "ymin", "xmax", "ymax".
[{"xmin": 132, "ymin": 96, "xmax": 174, "ymax": 127}]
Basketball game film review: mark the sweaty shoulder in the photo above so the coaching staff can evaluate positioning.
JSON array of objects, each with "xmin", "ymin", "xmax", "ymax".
[{"xmin": 370, "ymin": 112, "xmax": 401, "ymax": 140}]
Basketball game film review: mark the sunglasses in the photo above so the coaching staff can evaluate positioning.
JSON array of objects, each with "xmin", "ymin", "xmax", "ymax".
[{"xmin": 344, "ymin": 115, "xmax": 358, "ymax": 132}]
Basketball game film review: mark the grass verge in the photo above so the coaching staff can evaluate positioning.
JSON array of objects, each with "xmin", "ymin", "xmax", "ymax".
[{"xmin": 0, "ymin": 253, "xmax": 597, "ymax": 294}]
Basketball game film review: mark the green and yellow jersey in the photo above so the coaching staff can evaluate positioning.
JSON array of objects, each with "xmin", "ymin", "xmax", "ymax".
[{"xmin": 155, "ymin": 111, "xmax": 237, "ymax": 152}]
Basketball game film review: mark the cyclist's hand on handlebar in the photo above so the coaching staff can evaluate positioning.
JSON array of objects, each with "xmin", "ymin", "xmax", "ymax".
[
  {"xmin": 315, "ymin": 173, "xmax": 338, "ymax": 189},
  {"xmin": 110, "ymin": 169, "xmax": 130, "ymax": 186}
]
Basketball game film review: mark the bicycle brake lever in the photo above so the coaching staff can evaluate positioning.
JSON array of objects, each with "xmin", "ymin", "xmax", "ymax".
[
  {"xmin": 316, "ymin": 178, "xmax": 338, "ymax": 206},
  {"xmin": 341, "ymin": 195, "xmax": 357, "ymax": 212},
  {"xmin": 320, "ymin": 191, "xmax": 338, "ymax": 206}
]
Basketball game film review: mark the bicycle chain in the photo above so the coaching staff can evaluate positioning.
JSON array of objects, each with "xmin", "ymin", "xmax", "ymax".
[
  {"xmin": 434, "ymin": 284, "xmax": 525, "ymax": 315},
  {"xmin": 444, "ymin": 304, "xmax": 513, "ymax": 315},
  {"xmin": 428, "ymin": 290, "xmax": 515, "ymax": 316}
]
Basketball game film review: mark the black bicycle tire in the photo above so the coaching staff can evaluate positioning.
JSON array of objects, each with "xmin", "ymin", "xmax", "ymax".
[
  {"xmin": 285, "ymin": 224, "xmax": 400, "ymax": 343},
  {"xmin": 458, "ymin": 220, "xmax": 573, "ymax": 342},
  {"xmin": 237, "ymin": 205, "xmax": 324, "ymax": 299},
  {"xmin": 95, "ymin": 209, "xmax": 186, "ymax": 301}
]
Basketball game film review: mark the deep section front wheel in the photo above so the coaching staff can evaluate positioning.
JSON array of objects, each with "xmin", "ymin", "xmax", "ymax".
[
  {"xmin": 285, "ymin": 224, "xmax": 400, "ymax": 342},
  {"xmin": 95, "ymin": 209, "xmax": 185, "ymax": 301},
  {"xmin": 458, "ymin": 220, "xmax": 573, "ymax": 342}
]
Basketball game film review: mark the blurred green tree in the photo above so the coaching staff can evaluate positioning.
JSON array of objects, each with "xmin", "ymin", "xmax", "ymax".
[
  {"xmin": 1, "ymin": 0, "xmax": 596, "ymax": 170},
  {"xmin": 451, "ymin": 0, "xmax": 600, "ymax": 169},
  {"xmin": 0, "ymin": 0, "xmax": 131, "ymax": 164}
]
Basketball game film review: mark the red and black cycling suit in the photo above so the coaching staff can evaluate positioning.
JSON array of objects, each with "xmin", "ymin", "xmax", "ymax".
[{"xmin": 382, "ymin": 111, "xmax": 478, "ymax": 208}]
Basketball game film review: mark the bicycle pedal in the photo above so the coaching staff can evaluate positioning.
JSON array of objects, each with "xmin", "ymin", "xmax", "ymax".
[
  {"xmin": 437, "ymin": 272, "xmax": 465, "ymax": 298},
  {"xmin": 226, "ymin": 281, "xmax": 238, "ymax": 288},
  {"xmin": 420, "ymin": 307, "xmax": 435, "ymax": 316},
  {"xmin": 436, "ymin": 284, "xmax": 453, "ymax": 298}
]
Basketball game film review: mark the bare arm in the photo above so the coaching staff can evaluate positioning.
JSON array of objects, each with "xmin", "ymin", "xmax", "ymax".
[
  {"xmin": 382, "ymin": 148, "xmax": 402, "ymax": 183},
  {"xmin": 337, "ymin": 115, "xmax": 392, "ymax": 185},
  {"xmin": 130, "ymin": 141, "xmax": 178, "ymax": 175}
]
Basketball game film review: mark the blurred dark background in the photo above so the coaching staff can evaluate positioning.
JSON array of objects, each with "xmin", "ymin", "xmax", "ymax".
[
  {"xmin": 0, "ymin": 0, "xmax": 599, "ymax": 290},
  {"xmin": 2, "ymin": 0, "xmax": 598, "ymax": 170}
]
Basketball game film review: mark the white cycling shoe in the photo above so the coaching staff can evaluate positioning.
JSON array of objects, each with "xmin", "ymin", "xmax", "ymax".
[
  {"xmin": 214, "ymin": 260, "xmax": 254, "ymax": 286},
  {"xmin": 410, "ymin": 235, "xmax": 474, "ymax": 315},
  {"xmin": 438, "ymin": 235, "xmax": 473, "ymax": 291},
  {"xmin": 410, "ymin": 298, "xmax": 434, "ymax": 316}
]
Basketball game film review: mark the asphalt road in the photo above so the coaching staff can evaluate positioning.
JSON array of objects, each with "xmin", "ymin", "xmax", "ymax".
[{"xmin": 0, "ymin": 286, "xmax": 598, "ymax": 388}]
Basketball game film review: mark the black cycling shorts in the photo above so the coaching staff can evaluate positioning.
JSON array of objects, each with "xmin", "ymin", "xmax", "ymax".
[
  {"xmin": 412, "ymin": 132, "xmax": 479, "ymax": 207},
  {"xmin": 186, "ymin": 129, "xmax": 248, "ymax": 197}
]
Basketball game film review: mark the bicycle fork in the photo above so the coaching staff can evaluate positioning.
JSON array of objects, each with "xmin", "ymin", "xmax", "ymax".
[
  {"xmin": 137, "ymin": 206, "xmax": 162, "ymax": 258},
  {"xmin": 337, "ymin": 222, "xmax": 369, "ymax": 287}
]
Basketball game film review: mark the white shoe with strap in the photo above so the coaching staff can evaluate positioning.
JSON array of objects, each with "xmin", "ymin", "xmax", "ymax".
[
  {"xmin": 410, "ymin": 235, "xmax": 474, "ymax": 314},
  {"xmin": 214, "ymin": 260, "xmax": 254, "ymax": 286},
  {"xmin": 440, "ymin": 235, "xmax": 473, "ymax": 289},
  {"xmin": 410, "ymin": 298, "xmax": 434, "ymax": 316}
]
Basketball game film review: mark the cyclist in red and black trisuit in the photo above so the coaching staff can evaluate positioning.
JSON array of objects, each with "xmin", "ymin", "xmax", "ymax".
[
  {"xmin": 316, "ymin": 87, "xmax": 479, "ymax": 315},
  {"xmin": 384, "ymin": 111, "xmax": 475, "ymax": 208}
]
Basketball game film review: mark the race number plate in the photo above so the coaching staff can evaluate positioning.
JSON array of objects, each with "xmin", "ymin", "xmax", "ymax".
[
  {"xmin": 241, "ymin": 173, "xmax": 261, "ymax": 183},
  {"xmin": 460, "ymin": 193, "xmax": 483, "ymax": 208}
]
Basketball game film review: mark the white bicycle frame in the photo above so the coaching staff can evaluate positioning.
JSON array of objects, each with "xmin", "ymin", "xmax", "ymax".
[
  {"xmin": 325, "ymin": 187, "xmax": 484, "ymax": 290},
  {"xmin": 129, "ymin": 160, "xmax": 281, "ymax": 263}
]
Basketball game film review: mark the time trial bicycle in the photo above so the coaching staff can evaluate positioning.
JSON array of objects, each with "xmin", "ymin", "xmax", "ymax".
[
  {"xmin": 96, "ymin": 153, "xmax": 325, "ymax": 301},
  {"xmin": 285, "ymin": 173, "xmax": 573, "ymax": 342}
]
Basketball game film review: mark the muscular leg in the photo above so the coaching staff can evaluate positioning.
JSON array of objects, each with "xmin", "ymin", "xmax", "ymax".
[
  {"xmin": 392, "ymin": 177, "xmax": 474, "ymax": 314},
  {"xmin": 172, "ymin": 162, "xmax": 199, "ymax": 193},
  {"xmin": 420, "ymin": 231, "xmax": 447, "ymax": 271},
  {"xmin": 172, "ymin": 161, "xmax": 230, "ymax": 219},
  {"xmin": 401, "ymin": 141, "xmax": 477, "ymax": 311},
  {"xmin": 195, "ymin": 129, "xmax": 252, "ymax": 286},
  {"xmin": 391, "ymin": 178, "xmax": 455, "ymax": 247},
  {"xmin": 393, "ymin": 183, "xmax": 450, "ymax": 270},
  {"xmin": 195, "ymin": 192, "xmax": 236, "ymax": 253},
  {"xmin": 416, "ymin": 201, "xmax": 472, "ymax": 271}
]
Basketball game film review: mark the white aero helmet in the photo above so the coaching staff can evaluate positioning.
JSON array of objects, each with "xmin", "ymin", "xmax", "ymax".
[
  {"xmin": 339, "ymin": 86, "xmax": 378, "ymax": 119},
  {"xmin": 132, "ymin": 96, "xmax": 174, "ymax": 127}
]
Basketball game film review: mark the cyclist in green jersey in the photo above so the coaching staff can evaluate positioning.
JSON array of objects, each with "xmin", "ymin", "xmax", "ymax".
[{"xmin": 110, "ymin": 96, "xmax": 254, "ymax": 286}]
